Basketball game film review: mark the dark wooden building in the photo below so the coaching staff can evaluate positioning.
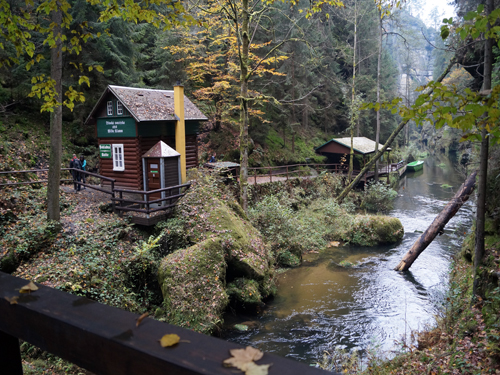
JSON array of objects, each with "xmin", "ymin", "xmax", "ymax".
[
  {"xmin": 315, "ymin": 136, "xmax": 392, "ymax": 170},
  {"xmin": 85, "ymin": 85, "xmax": 207, "ymax": 189}
]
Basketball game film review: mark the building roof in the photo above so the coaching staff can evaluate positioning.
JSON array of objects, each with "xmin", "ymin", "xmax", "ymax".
[
  {"xmin": 315, "ymin": 136, "xmax": 391, "ymax": 155},
  {"xmin": 85, "ymin": 85, "xmax": 208, "ymax": 124},
  {"xmin": 143, "ymin": 141, "xmax": 180, "ymax": 158}
]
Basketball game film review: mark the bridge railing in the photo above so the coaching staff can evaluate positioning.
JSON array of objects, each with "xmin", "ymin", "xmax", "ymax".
[
  {"xmin": 248, "ymin": 163, "xmax": 347, "ymax": 183},
  {"xmin": 113, "ymin": 183, "xmax": 191, "ymax": 214},
  {"xmin": 0, "ymin": 271, "xmax": 335, "ymax": 375},
  {"xmin": 0, "ymin": 168, "xmax": 72, "ymax": 187}
]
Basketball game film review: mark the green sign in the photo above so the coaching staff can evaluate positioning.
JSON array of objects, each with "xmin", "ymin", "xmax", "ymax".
[
  {"xmin": 97, "ymin": 117, "xmax": 136, "ymax": 137},
  {"xmin": 100, "ymin": 144, "xmax": 112, "ymax": 158}
]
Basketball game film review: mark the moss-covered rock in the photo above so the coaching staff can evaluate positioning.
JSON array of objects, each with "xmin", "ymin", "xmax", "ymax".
[
  {"xmin": 335, "ymin": 215, "xmax": 404, "ymax": 246},
  {"xmin": 371, "ymin": 216, "xmax": 405, "ymax": 244},
  {"xmin": 157, "ymin": 238, "xmax": 228, "ymax": 334},
  {"xmin": 278, "ymin": 250, "xmax": 301, "ymax": 267},
  {"xmin": 157, "ymin": 175, "xmax": 276, "ymax": 333},
  {"xmin": 227, "ymin": 278, "xmax": 262, "ymax": 306}
]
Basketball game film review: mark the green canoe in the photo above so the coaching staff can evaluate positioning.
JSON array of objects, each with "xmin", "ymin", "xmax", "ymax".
[{"xmin": 407, "ymin": 160, "xmax": 424, "ymax": 171}]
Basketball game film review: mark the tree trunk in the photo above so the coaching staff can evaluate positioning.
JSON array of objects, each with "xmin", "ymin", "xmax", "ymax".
[
  {"xmin": 472, "ymin": 0, "xmax": 493, "ymax": 297},
  {"xmin": 47, "ymin": 6, "xmax": 63, "ymax": 221},
  {"xmin": 238, "ymin": 0, "xmax": 250, "ymax": 211},
  {"xmin": 374, "ymin": 9, "xmax": 382, "ymax": 182},
  {"xmin": 348, "ymin": 0, "xmax": 357, "ymax": 182},
  {"xmin": 394, "ymin": 170, "xmax": 477, "ymax": 271},
  {"xmin": 336, "ymin": 57, "xmax": 455, "ymax": 203}
]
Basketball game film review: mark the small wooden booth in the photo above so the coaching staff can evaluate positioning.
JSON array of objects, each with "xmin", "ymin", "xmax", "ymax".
[
  {"xmin": 85, "ymin": 85, "xmax": 207, "ymax": 189},
  {"xmin": 142, "ymin": 141, "xmax": 181, "ymax": 200}
]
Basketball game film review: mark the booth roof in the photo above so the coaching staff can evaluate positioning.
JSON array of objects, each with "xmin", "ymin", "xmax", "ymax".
[{"xmin": 143, "ymin": 141, "xmax": 180, "ymax": 158}]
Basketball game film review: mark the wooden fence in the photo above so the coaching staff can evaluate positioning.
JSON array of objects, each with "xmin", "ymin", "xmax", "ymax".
[
  {"xmin": 248, "ymin": 162, "xmax": 406, "ymax": 184},
  {"xmin": 0, "ymin": 271, "xmax": 336, "ymax": 375},
  {"xmin": 0, "ymin": 169, "xmax": 188, "ymax": 226},
  {"xmin": 113, "ymin": 183, "xmax": 191, "ymax": 225}
]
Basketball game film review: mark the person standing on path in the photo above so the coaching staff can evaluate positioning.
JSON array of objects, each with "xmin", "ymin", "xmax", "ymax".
[
  {"xmin": 80, "ymin": 155, "xmax": 87, "ymax": 189},
  {"xmin": 71, "ymin": 156, "xmax": 82, "ymax": 191}
]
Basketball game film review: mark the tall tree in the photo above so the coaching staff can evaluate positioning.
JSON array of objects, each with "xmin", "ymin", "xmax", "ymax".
[
  {"xmin": 47, "ymin": 4, "xmax": 63, "ymax": 221},
  {"xmin": 188, "ymin": 0, "xmax": 343, "ymax": 211},
  {"xmin": 473, "ymin": 0, "xmax": 493, "ymax": 297}
]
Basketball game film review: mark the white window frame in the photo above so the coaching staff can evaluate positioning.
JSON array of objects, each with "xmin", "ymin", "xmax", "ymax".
[
  {"xmin": 116, "ymin": 101, "xmax": 123, "ymax": 115},
  {"xmin": 112, "ymin": 144, "xmax": 125, "ymax": 171},
  {"xmin": 107, "ymin": 101, "xmax": 113, "ymax": 116}
]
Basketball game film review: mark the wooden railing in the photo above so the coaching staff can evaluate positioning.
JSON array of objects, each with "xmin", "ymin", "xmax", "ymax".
[
  {"xmin": 0, "ymin": 168, "xmax": 72, "ymax": 186},
  {"xmin": 0, "ymin": 168, "xmax": 189, "ymax": 225},
  {"xmin": 248, "ymin": 163, "xmax": 344, "ymax": 184},
  {"xmin": 0, "ymin": 271, "xmax": 335, "ymax": 375},
  {"xmin": 0, "ymin": 168, "xmax": 115, "ymax": 192},
  {"xmin": 113, "ymin": 183, "xmax": 191, "ymax": 216},
  {"xmin": 248, "ymin": 162, "xmax": 406, "ymax": 184}
]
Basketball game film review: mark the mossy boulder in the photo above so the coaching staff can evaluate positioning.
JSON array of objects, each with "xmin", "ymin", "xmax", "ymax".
[
  {"xmin": 157, "ymin": 238, "xmax": 228, "ymax": 334},
  {"xmin": 157, "ymin": 176, "xmax": 275, "ymax": 333},
  {"xmin": 336, "ymin": 215, "xmax": 404, "ymax": 246},
  {"xmin": 227, "ymin": 278, "xmax": 263, "ymax": 306},
  {"xmin": 371, "ymin": 216, "xmax": 405, "ymax": 244}
]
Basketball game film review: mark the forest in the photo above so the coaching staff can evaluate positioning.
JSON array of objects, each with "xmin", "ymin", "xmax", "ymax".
[{"xmin": 0, "ymin": 0, "xmax": 500, "ymax": 373}]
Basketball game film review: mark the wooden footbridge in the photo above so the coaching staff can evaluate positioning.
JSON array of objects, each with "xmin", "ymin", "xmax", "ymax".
[
  {"xmin": 0, "ymin": 161, "xmax": 406, "ymax": 224},
  {"xmin": 246, "ymin": 161, "xmax": 406, "ymax": 184},
  {"xmin": 0, "ymin": 168, "xmax": 190, "ymax": 226}
]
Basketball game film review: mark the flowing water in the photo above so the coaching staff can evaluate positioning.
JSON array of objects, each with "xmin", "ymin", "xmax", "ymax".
[{"xmin": 223, "ymin": 156, "xmax": 475, "ymax": 364}]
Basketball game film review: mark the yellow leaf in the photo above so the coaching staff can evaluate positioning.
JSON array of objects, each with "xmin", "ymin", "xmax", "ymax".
[
  {"xmin": 5, "ymin": 296, "xmax": 19, "ymax": 304},
  {"xmin": 136, "ymin": 312, "xmax": 149, "ymax": 327},
  {"xmin": 160, "ymin": 334, "xmax": 180, "ymax": 347},
  {"xmin": 19, "ymin": 281, "xmax": 38, "ymax": 293},
  {"xmin": 244, "ymin": 362, "xmax": 271, "ymax": 375},
  {"xmin": 223, "ymin": 346, "xmax": 264, "ymax": 370}
]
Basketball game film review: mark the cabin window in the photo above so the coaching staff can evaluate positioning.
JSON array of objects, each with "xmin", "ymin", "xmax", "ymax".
[
  {"xmin": 107, "ymin": 101, "xmax": 113, "ymax": 116},
  {"xmin": 116, "ymin": 101, "xmax": 123, "ymax": 115},
  {"xmin": 112, "ymin": 144, "xmax": 125, "ymax": 171}
]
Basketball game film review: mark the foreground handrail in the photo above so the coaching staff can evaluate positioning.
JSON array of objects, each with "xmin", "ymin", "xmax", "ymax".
[{"xmin": 0, "ymin": 272, "xmax": 334, "ymax": 375}]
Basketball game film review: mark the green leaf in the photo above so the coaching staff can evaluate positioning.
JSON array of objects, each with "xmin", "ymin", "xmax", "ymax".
[
  {"xmin": 440, "ymin": 26, "xmax": 450, "ymax": 40},
  {"xmin": 464, "ymin": 11, "xmax": 477, "ymax": 21}
]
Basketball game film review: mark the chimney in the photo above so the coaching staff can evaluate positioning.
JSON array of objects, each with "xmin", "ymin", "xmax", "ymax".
[{"xmin": 174, "ymin": 85, "xmax": 186, "ymax": 183}]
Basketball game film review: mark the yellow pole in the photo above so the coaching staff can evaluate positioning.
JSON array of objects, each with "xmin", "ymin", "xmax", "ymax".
[{"xmin": 174, "ymin": 85, "xmax": 186, "ymax": 183}]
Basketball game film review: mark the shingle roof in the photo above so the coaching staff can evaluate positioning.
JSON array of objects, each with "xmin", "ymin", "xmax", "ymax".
[
  {"xmin": 315, "ymin": 137, "xmax": 391, "ymax": 155},
  {"xmin": 143, "ymin": 141, "xmax": 180, "ymax": 158},
  {"xmin": 86, "ymin": 85, "xmax": 208, "ymax": 124}
]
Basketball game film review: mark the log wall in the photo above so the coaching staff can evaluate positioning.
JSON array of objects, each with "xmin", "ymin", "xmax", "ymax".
[
  {"xmin": 98, "ymin": 138, "xmax": 142, "ymax": 189},
  {"xmin": 99, "ymin": 134, "xmax": 198, "ymax": 189}
]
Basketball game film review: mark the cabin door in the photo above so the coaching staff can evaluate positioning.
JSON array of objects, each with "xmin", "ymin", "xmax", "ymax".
[{"xmin": 147, "ymin": 158, "xmax": 161, "ymax": 199}]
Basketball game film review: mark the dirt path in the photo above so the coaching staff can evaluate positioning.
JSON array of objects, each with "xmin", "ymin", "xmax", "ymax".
[{"xmin": 59, "ymin": 184, "xmax": 114, "ymax": 235}]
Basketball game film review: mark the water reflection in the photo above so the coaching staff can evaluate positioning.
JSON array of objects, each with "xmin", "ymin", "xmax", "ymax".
[{"xmin": 223, "ymin": 156, "xmax": 474, "ymax": 364}]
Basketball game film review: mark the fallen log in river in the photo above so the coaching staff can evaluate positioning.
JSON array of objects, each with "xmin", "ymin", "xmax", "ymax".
[{"xmin": 394, "ymin": 170, "xmax": 478, "ymax": 272}]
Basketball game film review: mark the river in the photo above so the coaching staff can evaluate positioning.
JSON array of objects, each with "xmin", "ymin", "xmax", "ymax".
[{"xmin": 222, "ymin": 155, "xmax": 475, "ymax": 364}]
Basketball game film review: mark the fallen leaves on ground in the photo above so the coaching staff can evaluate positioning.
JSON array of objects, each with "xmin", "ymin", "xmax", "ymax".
[
  {"xmin": 160, "ymin": 334, "xmax": 180, "ymax": 347},
  {"xmin": 223, "ymin": 346, "xmax": 271, "ymax": 375}
]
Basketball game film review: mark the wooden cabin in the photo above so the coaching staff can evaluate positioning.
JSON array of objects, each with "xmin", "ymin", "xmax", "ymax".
[
  {"xmin": 315, "ymin": 137, "xmax": 392, "ymax": 170},
  {"xmin": 85, "ymin": 85, "xmax": 207, "ymax": 189}
]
